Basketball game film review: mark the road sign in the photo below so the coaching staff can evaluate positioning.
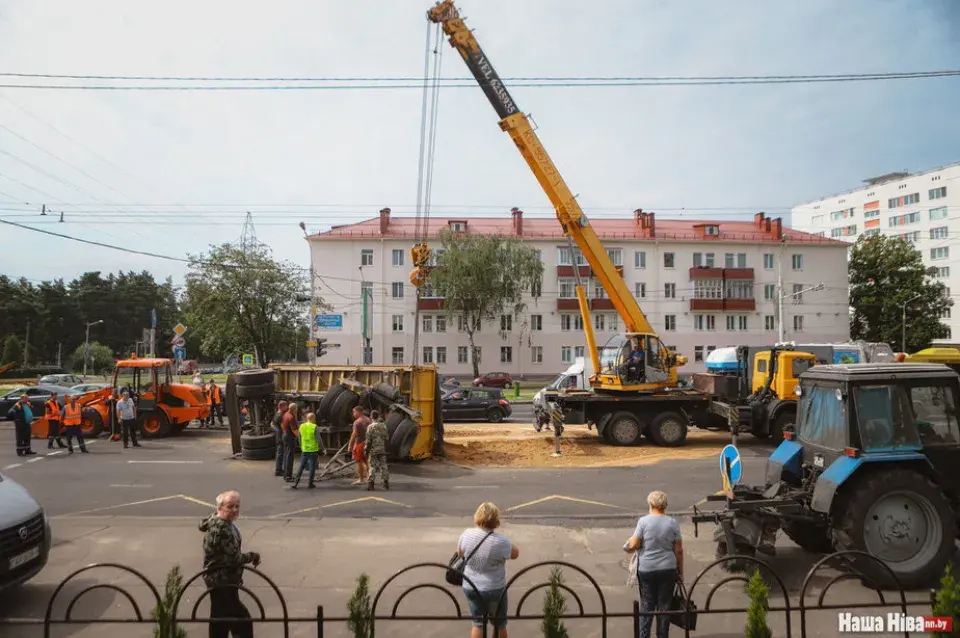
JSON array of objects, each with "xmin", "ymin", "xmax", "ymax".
[
  {"xmin": 720, "ymin": 444, "xmax": 742, "ymax": 486},
  {"xmin": 171, "ymin": 336, "xmax": 186, "ymax": 348},
  {"xmin": 174, "ymin": 323, "xmax": 187, "ymax": 336},
  {"xmin": 241, "ymin": 353, "xmax": 254, "ymax": 366},
  {"xmin": 173, "ymin": 346, "xmax": 186, "ymax": 361},
  {"xmin": 306, "ymin": 339, "xmax": 318, "ymax": 347},
  {"xmin": 315, "ymin": 314, "xmax": 343, "ymax": 331},
  {"xmin": 151, "ymin": 308, "xmax": 157, "ymax": 328}
]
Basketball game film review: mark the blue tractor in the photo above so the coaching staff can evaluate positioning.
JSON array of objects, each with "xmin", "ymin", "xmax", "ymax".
[{"xmin": 693, "ymin": 362, "xmax": 960, "ymax": 588}]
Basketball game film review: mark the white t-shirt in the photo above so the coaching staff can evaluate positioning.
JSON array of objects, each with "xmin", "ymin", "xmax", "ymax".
[
  {"xmin": 116, "ymin": 397, "xmax": 137, "ymax": 420},
  {"xmin": 457, "ymin": 527, "xmax": 513, "ymax": 591}
]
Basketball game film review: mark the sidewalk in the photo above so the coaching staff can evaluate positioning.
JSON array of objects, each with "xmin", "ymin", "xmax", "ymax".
[{"xmin": 0, "ymin": 516, "xmax": 930, "ymax": 637}]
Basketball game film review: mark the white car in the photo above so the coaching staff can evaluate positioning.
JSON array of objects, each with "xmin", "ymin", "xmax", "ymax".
[{"xmin": 0, "ymin": 473, "xmax": 52, "ymax": 591}]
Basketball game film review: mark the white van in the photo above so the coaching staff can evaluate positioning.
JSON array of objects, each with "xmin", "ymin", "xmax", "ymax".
[
  {"xmin": 0, "ymin": 473, "xmax": 52, "ymax": 591},
  {"xmin": 533, "ymin": 357, "xmax": 595, "ymax": 425}
]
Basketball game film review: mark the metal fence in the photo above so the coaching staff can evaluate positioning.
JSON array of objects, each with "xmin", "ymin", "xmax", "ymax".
[{"xmin": 0, "ymin": 550, "xmax": 936, "ymax": 637}]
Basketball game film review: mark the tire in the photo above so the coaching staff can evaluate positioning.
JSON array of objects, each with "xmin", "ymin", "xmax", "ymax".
[
  {"xmin": 139, "ymin": 411, "xmax": 172, "ymax": 438},
  {"xmin": 385, "ymin": 411, "xmax": 405, "ymax": 441},
  {"xmin": 647, "ymin": 411, "xmax": 688, "ymax": 447},
  {"xmin": 234, "ymin": 368, "xmax": 274, "ymax": 386},
  {"xmin": 242, "ymin": 446, "xmax": 276, "ymax": 461},
  {"xmin": 487, "ymin": 408, "xmax": 505, "ymax": 423},
  {"xmin": 370, "ymin": 382, "xmax": 400, "ymax": 405},
  {"xmin": 329, "ymin": 390, "xmax": 360, "ymax": 427},
  {"xmin": 783, "ymin": 521, "xmax": 834, "ymax": 554},
  {"xmin": 235, "ymin": 381, "xmax": 274, "ymax": 399},
  {"xmin": 831, "ymin": 468, "xmax": 956, "ymax": 589},
  {"xmin": 390, "ymin": 418, "xmax": 419, "ymax": 459},
  {"xmin": 604, "ymin": 411, "xmax": 642, "ymax": 446},
  {"xmin": 225, "ymin": 374, "xmax": 240, "ymax": 429},
  {"xmin": 771, "ymin": 410, "xmax": 794, "ymax": 443},
  {"xmin": 318, "ymin": 384, "xmax": 346, "ymax": 421},
  {"xmin": 241, "ymin": 432, "xmax": 276, "ymax": 450},
  {"xmin": 80, "ymin": 408, "xmax": 104, "ymax": 438}
]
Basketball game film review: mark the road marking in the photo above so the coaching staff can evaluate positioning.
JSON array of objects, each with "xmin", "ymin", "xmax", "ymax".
[
  {"xmin": 2, "ymin": 463, "xmax": 22, "ymax": 470},
  {"xmin": 26, "ymin": 456, "xmax": 44, "ymax": 463},
  {"xmin": 270, "ymin": 496, "xmax": 409, "ymax": 518},
  {"xmin": 126, "ymin": 460, "xmax": 203, "ymax": 464},
  {"xmin": 453, "ymin": 485, "xmax": 500, "ymax": 489},
  {"xmin": 109, "ymin": 484, "xmax": 155, "ymax": 488},
  {"xmin": 505, "ymin": 494, "xmax": 628, "ymax": 513},
  {"xmin": 47, "ymin": 450, "xmax": 66, "ymax": 456},
  {"xmin": 55, "ymin": 493, "xmax": 214, "ymax": 517}
]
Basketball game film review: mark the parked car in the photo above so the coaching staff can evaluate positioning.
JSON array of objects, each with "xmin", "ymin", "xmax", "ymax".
[
  {"xmin": 0, "ymin": 385, "xmax": 75, "ymax": 421},
  {"xmin": 472, "ymin": 371, "xmax": 514, "ymax": 388},
  {"xmin": 442, "ymin": 387, "xmax": 512, "ymax": 422},
  {"xmin": 37, "ymin": 374, "xmax": 84, "ymax": 387},
  {"xmin": 0, "ymin": 473, "xmax": 52, "ymax": 591},
  {"xmin": 438, "ymin": 375, "xmax": 461, "ymax": 389},
  {"xmin": 71, "ymin": 383, "xmax": 111, "ymax": 394}
]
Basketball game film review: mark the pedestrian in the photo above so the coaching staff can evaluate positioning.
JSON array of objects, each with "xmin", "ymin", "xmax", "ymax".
[
  {"xmin": 272, "ymin": 400, "xmax": 288, "ymax": 477},
  {"xmin": 348, "ymin": 406, "xmax": 371, "ymax": 485},
  {"xmin": 61, "ymin": 395, "xmax": 89, "ymax": 454},
  {"xmin": 7, "ymin": 394, "xmax": 36, "ymax": 456},
  {"xmin": 115, "ymin": 390, "xmax": 142, "ymax": 449},
  {"xmin": 44, "ymin": 392, "xmax": 66, "ymax": 449},
  {"xmin": 623, "ymin": 490, "xmax": 684, "ymax": 638},
  {"xmin": 199, "ymin": 490, "xmax": 260, "ymax": 638},
  {"xmin": 456, "ymin": 502, "xmax": 518, "ymax": 638},
  {"xmin": 291, "ymin": 412, "xmax": 319, "ymax": 489},
  {"xmin": 207, "ymin": 379, "xmax": 224, "ymax": 428},
  {"xmin": 106, "ymin": 393, "xmax": 121, "ymax": 442},
  {"xmin": 281, "ymin": 403, "xmax": 299, "ymax": 482},
  {"xmin": 365, "ymin": 410, "xmax": 389, "ymax": 491}
]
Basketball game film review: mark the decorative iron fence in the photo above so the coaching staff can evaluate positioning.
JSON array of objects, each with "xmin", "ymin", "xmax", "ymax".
[{"xmin": 0, "ymin": 550, "xmax": 936, "ymax": 637}]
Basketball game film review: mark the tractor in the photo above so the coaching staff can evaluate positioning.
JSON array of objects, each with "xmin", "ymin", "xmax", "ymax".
[{"xmin": 693, "ymin": 362, "xmax": 960, "ymax": 589}]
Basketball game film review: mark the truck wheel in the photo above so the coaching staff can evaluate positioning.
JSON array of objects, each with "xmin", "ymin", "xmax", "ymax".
[
  {"xmin": 318, "ymin": 384, "xmax": 346, "ymax": 421},
  {"xmin": 329, "ymin": 390, "xmax": 360, "ymax": 427},
  {"xmin": 390, "ymin": 418, "xmax": 419, "ymax": 459},
  {"xmin": 605, "ymin": 411, "xmax": 642, "ymax": 446},
  {"xmin": 647, "ymin": 411, "xmax": 688, "ymax": 447},
  {"xmin": 235, "ymin": 381, "xmax": 274, "ymax": 399},
  {"xmin": 139, "ymin": 412, "xmax": 172, "ymax": 438},
  {"xmin": 783, "ymin": 521, "xmax": 834, "ymax": 554},
  {"xmin": 234, "ymin": 369, "xmax": 274, "ymax": 386},
  {"xmin": 771, "ymin": 411, "xmax": 794, "ymax": 443},
  {"xmin": 831, "ymin": 468, "xmax": 955, "ymax": 589},
  {"xmin": 225, "ymin": 374, "xmax": 240, "ymax": 429},
  {"xmin": 370, "ymin": 382, "xmax": 400, "ymax": 406},
  {"xmin": 80, "ymin": 409, "xmax": 104, "ymax": 438},
  {"xmin": 385, "ymin": 411, "xmax": 405, "ymax": 440}
]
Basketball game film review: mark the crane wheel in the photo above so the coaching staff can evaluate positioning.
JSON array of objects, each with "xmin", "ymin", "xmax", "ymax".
[
  {"xmin": 605, "ymin": 411, "xmax": 642, "ymax": 446},
  {"xmin": 318, "ymin": 384, "xmax": 346, "ymax": 421},
  {"xmin": 647, "ymin": 411, "xmax": 688, "ymax": 447}
]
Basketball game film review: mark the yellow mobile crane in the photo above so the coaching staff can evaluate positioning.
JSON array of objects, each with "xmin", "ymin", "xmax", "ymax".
[{"xmin": 427, "ymin": 1, "xmax": 714, "ymax": 446}]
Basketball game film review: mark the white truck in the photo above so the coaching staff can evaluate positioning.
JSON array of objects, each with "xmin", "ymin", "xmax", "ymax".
[{"xmin": 533, "ymin": 357, "xmax": 595, "ymax": 426}]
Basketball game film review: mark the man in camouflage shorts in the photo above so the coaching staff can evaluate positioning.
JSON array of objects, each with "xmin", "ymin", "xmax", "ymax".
[{"xmin": 365, "ymin": 410, "xmax": 390, "ymax": 491}]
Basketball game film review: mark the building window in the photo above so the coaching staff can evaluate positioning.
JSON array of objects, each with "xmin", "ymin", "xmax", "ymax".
[
  {"xmin": 725, "ymin": 280, "xmax": 754, "ymax": 299},
  {"xmin": 558, "ymin": 278, "xmax": 576, "ymax": 298},
  {"xmin": 693, "ymin": 252, "xmax": 715, "ymax": 268},
  {"xmin": 931, "ymin": 247, "xmax": 950, "ymax": 260},
  {"xmin": 765, "ymin": 315, "xmax": 775, "ymax": 331},
  {"xmin": 594, "ymin": 314, "xmax": 605, "ymax": 331},
  {"xmin": 436, "ymin": 315, "xmax": 446, "ymax": 332},
  {"xmin": 531, "ymin": 346, "xmax": 543, "ymax": 364},
  {"xmin": 930, "ymin": 206, "xmax": 948, "ymax": 221},
  {"xmin": 738, "ymin": 315, "xmax": 748, "ymax": 331},
  {"xmin": 422, "ymin": 347, "xmax": 434, "ymax": 364},
  {"xmin": 593, "ymin": 282, "xmax": 607, "ymax": 299},
  {"xmin": 606, "ymin": 248, "xmax": 623, "ymax": 266},
  {"xmin": 561, "ymin": 314, "xmax": 573, "ymax": 331},
  {"xmin": 635, "ymin": 282, "xmax": 646, "ymax": 298},
  {"xmin": 664, "ymin": 315, "xmax": 676, "ymax": 331},
  {"xmin": 793, "ymin": 316, "xmax": 804, "ymax": 332},
  {"xmin": 391, "ymin": 282, "xmax": 404, "ymax": 298},
  {"xmin": 436, "ymin": 347, "xmax": 447, "ymax": 364},
  {"xmin": 558, "ymin": 246, "xmax": 586, "ymax": 266},
  {"xmin": 792, "ymin": 284, "xmax": 804, "ymax": 304},
  {"xmin": 706, "ymin": 345, "xmax": 717, "ymax": 356},
  {"xmin": 575, "ymin": 345, "xmax": 585, "ymax": 359},
  {"xmin": 531, "ymin": 280, "xmax": 541, "ymax": 297},
  {"xmin": 763, "ymin": 253, "xmax": 774, "ymax": 270},
  {"xmin": 457, "ymin": 346, "xmax": 468, "ymax": 363},
  {"xmin": 694, "ymin": 346, "xmax": 704, "ymax": 363},
  {"xmin": 531, "ymin": 314, "xmax": 542, "ymax": 331},
  {"xmin": 724, "ymin": 252, "xmax": 747, "ymax": 268},
  {"xmin": 929, "ymin": 186, "xmax": 947, "ymax": 200},
  {"xmin": 664, "ymin": 283, "xmax": 676, "ymax": 299},
  {"xmin": 888, "ymin": 193, "xmax": 920, "ymax": 208},
  {"xmin": 501, "ymin": 315, "xmax": 512, "ymax": 331},
  {"xmin": 361, "ymin": 249, "xmax": 374, "ymax": 266},
  {"xmin": 561, "ymin": 346, "xmax": 572, "ymax": 363},
  {"xmin": 935, "ymin": 267, "xmax": 950, "ymax": 278},
  {"xmin": 392, "ymin": 249, "xmax": 404, "ymax": 266},
  {"xmin": 391, "ymin": 347, "xmax": 404, "ymax": 364},
  {"xmin": 930, "ymin": 226, "xmax": 949, "ymax": 240},
  {"xmin": 764, "ymin": 284, "xmax": 776, "ymax": 300},
  {"xmin": 634, "ymin": 251, "xmax": 647, "ymax": 269},
  {"xmin": 450, "ymin": 221, "xmax": 466, "ymax": 232},
  {"xmin": 791, "ymin": 254, "xmax": 803, "ymax": 270},
  {"xmin": 694, "ymin": 279, "xmax": 723, "ymax": 299},
  {"xmin": 889, "ymin": 212, "xmax": 921, "ymax": 227},
  {"xmin": 726, "ymin": 315, "xmax": 736, "ymax": 331},
  {"xmin": 941, "ymin": 308, "xmax": 952, "ymax": 320},
  {"xmin": 363, "ymin": 346, "xmax": 373, "ymax": 365},
  {"xmin": 422, "ymin": 315, "xmax": 432, "ymax": 333},
  {"xmin": 694, "ymin": 314, "xmax": 716, "ymax": 331},
  {"xmin": 392, "ymin": 314, "xmax": 404, "ymax": 331},
  {"xmin": 663, "ymin": 252, "xmax": 675, "ymax": 268},
  {"xmin": 500, "ymin": 346, "xmax": 512, "ymax": 363},
  {"xmin": 864, "ymin": 228, "xmax": 880, "ymax": 237},
  {"xmin": 609, "ymin": 314, "xmax": 620, "ymax": 332},
  {"xmin": 361, "ymin": 281, "xmax": 373, "ymax": 298},
  {"xmin": 898, "ymin": 231, "xmax": 920, "ymax": 244}
]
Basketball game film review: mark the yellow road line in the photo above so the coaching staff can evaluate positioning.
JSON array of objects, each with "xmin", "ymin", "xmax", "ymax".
[
  {"xmin": 55, "ymin": 493, "xmax": 214, "ymax": 517},
  {"xmin": 269, "ymin": 496, "xmax": 409, "ymax": 519},
  {"xmin": 505, "ymin": 494, "xmax": 627, "ymax": 513}
]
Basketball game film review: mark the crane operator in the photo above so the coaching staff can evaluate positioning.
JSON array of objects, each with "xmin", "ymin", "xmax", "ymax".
[{"xmin": 628, "ymin": 338, "xmax": 646, "ymax": 383}]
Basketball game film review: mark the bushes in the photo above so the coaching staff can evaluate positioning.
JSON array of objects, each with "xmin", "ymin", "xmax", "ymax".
[
  {"xmin": 347, "ymin": 572, "xmax": 373, "ymax": 638},
  {"xmin": 153, "ymin": 565, "xmax": 188, "ymax": 638},
  {"xmin": 745, "ymin": 568, "xmax": 772, "ymax": 638},
  {"xmin": 931, "ymin": 563, "xmax": 960, "ymax": 638},
  {"xmin": 541, "ymin": 566, "xmax": 569, "ymax": 638}
]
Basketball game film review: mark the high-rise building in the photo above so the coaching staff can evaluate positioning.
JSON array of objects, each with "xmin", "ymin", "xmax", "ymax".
[
  {"xmin": 792, "ymin": 162, "xmax": 957, "ymax": 341},
  {"xmin": 306, "ymin": 208, "xmax": 851, "ymax": 375}
]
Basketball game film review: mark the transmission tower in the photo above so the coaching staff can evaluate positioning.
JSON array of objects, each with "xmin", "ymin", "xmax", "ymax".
[{"xmin": 238, "ymin": 211, "xmax": 263, "ymax": 255}]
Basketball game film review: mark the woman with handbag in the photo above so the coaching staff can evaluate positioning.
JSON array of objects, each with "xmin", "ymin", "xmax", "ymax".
[
  {"xmin": 452, "ymin": 502, "xmax": 519, "ymax": 638},
  {"xmin": 623, "ymin": 490, "xmax": 685, "ymax": 638}
]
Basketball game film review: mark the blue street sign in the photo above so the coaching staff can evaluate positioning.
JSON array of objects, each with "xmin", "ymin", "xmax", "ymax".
[
  {"xmin": 315, "ymin": 314, "xmax": 343, "ymax": 331},
  {"xmin": 173, "ymin": 346, "xmax": 186, "ymax": 361},
  {"xmin": 720, "ymin": 444, "xmax": 742, "ymax": 485}
]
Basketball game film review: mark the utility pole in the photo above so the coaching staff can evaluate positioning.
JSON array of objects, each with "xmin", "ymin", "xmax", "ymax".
[
  {"xmin": 778, "ymin": 283, "xmax": 825, "ymax": 343},
  {"xmin": 23, "ymin": 321, "xmax": 30, "ymax": 368},
  {"xmin": 83, "ymin": 319, "xmax": 104, "ymax": 376},
  {"xmin": 902, "ymin": 293, "xmax": 922, "ymax": 352},
  {"xmin": 300, "ymin": 222, "xmax": 317, "ymax": 365}
]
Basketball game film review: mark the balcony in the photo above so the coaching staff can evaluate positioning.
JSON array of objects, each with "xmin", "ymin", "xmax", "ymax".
[
  {"xmin": 591, "ymin": 265, "xmax": 625, "ymax": 278},
  {"xmin": 690, "ymin": 299, "xmax": 724, "ymax": 311},
  {"xmin": 590, "ymin": 298, "xmax": 615, "ymax": 311},
  {"xmin": 688, "ymin": 298, "xmax": 757, "ymax": 312},
  {"xmin": 724, "ymin": 298, "xmax": 756, "ymax": 311},
  {"xmin": 557, "ymin": 298, "xmax": 580, "ymax": 311},
  {"xmin": 689, "ymin": 267, "xmax": 723, "ymax": 279},
  {"xmin": 417, "ymin": 298, "xmax": 445, "ymax": 311},
  {"xmin": 723, "ymin": 268, "xmax": 755, "ymax": 280},
  {"xmin": 556, "ymin": 265, "xmax": 591, "ymax": 278}
]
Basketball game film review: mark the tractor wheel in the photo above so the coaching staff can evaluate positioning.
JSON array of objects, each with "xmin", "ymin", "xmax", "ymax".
[
  {"xmin": 783, "ymin": 521, "xmax": 834, "ymax": 554},
  {"xmin": 234, "ymin": 369, "xmax": 274, "ymax": 386},
  {"xmin": 605, "ymin": 411, "xmax": 642, "ymax": 446},
  {"xmin": 647, "ymin": 411, "xmax": 688, "ymax": 447},
  {"xmin": 715, "ymin": 539, "xmax": 758, "ymax": 574},
  {"xmin": 329, "ymin": 390, "xmax": 360, "ymax": 427},
  {"xmin": 318, "ymin": 384, "xmax": 346, "ymax": 421},
  {"xmin": 235, "ymin": 381, "xmax": 274, "ymax": 399},
  {"xmin": 139, "ymin": 411, "xmax": 172, "ymax": 439},
  {"xmin": 831, "ymin": 468, "xmax": 956, "ymax": 589},
  {"xmin": 390, "ymin": 418, "xmax": 419, "ymax": 459},
  {"xmin": 80, "ymin": 409, "xmax": 104, "ymax": 438}
]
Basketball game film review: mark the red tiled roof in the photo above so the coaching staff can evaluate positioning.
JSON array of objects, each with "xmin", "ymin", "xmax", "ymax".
[{"xmin": 311, "ymin": 213, "xmax": 845, "ymax": 245}]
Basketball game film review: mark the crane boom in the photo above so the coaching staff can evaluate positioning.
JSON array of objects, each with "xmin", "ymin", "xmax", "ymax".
[{"xmin": 427, "ymin": 1, "xmax": 654, "ymax": 337}]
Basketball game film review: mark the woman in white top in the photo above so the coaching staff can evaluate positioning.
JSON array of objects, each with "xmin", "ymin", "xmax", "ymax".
[{"xmin": 456, "ymin": 502, "xmax": 519, "ymax": 638}]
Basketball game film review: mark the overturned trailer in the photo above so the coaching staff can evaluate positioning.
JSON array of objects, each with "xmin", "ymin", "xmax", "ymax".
[{"xmin": 225, "ymin": 364, "xmax": 442, "ymax": 463}]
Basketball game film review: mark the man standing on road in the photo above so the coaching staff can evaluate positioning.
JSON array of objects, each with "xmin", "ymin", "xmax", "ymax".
[
  {"xmin": 272, "ymin": 400, "xmax": 288, "ymax": 477},
  {"xmin": 280, "ymin": 403, "xmax": 299, "ymax": 482},
  {"xmin": 291, "ymin": 412, "xmax": 319, "ymax": 489},
  {"xmin": 207, "ymin": 379, "xmax": 224, "ymax": 428},
  {"xmin": 365, "ymin": 410, "xmax": 389, "ymax": 491},
  {"xmin": 348, "ymin": 406, "xmax": 371, "ymax": 485},
  {"xmin": 61, "ymin": 395, "xmax": 88, "ymax": 454},
  {"xmin": 45, "ymin": 392, "xmax": 66, "ymax": 450},
  {"xmin": 8, "ymin": 394, "xmax": 36, "ymax": 456},
  {"xmin": 199, "ymin": 490, "xmax": 259, "ymax": 638},
  {"xmin": 115, "ymin": 390, "xmax": 142, "ymax": 449}
]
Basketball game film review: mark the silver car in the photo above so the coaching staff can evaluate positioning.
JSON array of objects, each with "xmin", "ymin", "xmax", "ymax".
[{"xmin": 0, "ymin": 474, "xmax": 51, "ymax": 591}]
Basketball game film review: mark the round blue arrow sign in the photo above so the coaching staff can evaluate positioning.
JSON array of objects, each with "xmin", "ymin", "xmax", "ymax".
[{"xmin": 720, "ymin": 444, "xmax": 743, "ymax": 485}]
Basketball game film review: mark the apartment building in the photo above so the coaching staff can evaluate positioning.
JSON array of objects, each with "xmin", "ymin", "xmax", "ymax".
[
  {"xmin": 306, "ymin": 208, "xmax": 851, "ymax": 375},
  {"xmin": 791, "ymin": 161, "xmax": 958, "ymax": 341}
]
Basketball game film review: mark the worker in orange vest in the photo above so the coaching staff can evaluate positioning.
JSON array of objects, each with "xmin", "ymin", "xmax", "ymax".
[
  {"xmin": 45, "ymin": 392, "xmax": 67, "ymax": 449},
  {"xmin": 206, "ymin": 379, "xmax": 224, "ymax": 428},
  {"xmin": 61, "ymin": 395, "xmax": 89, "ymax": 454}
]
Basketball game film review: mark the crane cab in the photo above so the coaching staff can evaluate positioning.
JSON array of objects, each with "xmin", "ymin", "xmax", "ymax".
[{"xmin": 593, "ymin": 333, "xmax": 684, "ymax": 392}]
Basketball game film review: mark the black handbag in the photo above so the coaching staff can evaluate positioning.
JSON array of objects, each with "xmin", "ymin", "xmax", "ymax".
[
  {"xmin": 446, "ymin": 531, "xmax": 493, "ymax": 586},
  {"xmin": 669, "ymin": 581, "xmax": 698, "ymax": 630}
]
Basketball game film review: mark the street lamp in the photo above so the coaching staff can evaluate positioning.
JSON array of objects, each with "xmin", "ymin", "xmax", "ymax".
[
  {"xmin": 300, "ymin": 222, "xmax": 316, "ymax": 364},
  {"xmin": 83, "ymin": 320, "xmax": 104, "ymax": 377},
  {"xmin": 902, "ymin": 293, "xmax": 922, "ymax": 353}
]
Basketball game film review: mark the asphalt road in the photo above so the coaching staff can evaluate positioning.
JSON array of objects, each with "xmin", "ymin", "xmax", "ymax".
[{"xmin": 0, "ymin": 423, "xmax": 775, "ymax": 523}]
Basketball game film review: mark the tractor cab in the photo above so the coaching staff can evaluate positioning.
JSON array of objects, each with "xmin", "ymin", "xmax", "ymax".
[{"xmin": 111, "ymin": 357, "xmax": 209, "ymax": 437}]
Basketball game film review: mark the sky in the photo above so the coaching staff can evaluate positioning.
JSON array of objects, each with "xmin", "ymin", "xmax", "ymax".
[{"xmin": 0, "ymin": 0, "xmax": 958, "ymax": 285}]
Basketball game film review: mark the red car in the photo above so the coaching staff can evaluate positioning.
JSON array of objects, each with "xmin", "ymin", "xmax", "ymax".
[{"xmin": 473, "ymin": 372, "xmax": 514, "ymax": 388}]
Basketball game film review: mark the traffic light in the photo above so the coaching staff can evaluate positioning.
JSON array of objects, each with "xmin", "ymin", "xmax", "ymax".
[{"xmin": 316, "ymin": 338, "xmax": 328, "ymax": 359}]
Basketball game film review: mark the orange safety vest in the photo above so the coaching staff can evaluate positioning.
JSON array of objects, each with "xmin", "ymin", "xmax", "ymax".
[
  {"xmin": 45, "ymin": 399, "xmax": 61, "ymax": 420},
  {"xmin": 211, "ymin": 384, "xmax": 221, "ymax": 402},
  {"xmin": 63, "ymin": 402, "xmax": 82, "ymax": 426}
]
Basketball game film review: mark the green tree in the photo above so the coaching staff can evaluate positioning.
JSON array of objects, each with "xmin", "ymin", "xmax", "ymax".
[
  {"xmin": 347, "ymin": 572, "xmax": 372, "ymax": 638},
  {"xmin": 541, "ymin": 566, "xmax": 570, "ymax": 638},
  {"xmin": 1, "ymin": 335, "xmax": 22, "ymax": 366},
  {"xmin": 182, "ymin": 243, "xmax": 315, "ymax": 365},
  {"xmin": 68, "ymin": 341, "xmax": 115, "ymax": 375},
  {"xmin": 152, "ymin": 565, "xmax": 189, "ymax": 638},
  {"xmin": 427, "ymin": 230, "xmax": 543, "ymax": 378},
  {"xmin": 931, "ymin": 563, "xmax": 960, "ymax": 638},
  {"xmin": 849, "ymin": 235, "xmax": 952, "ymax": 351},
  {"xmin": 745, "ymin": 569, "xmax": 772, "ymax": 638}
]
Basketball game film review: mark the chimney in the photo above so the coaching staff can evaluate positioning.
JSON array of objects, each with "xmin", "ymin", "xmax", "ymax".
[
  {"xmin": 772, "ymin": 217, "xmax": 783, "ymax": 240},
  {"xmin": 634, "ymin": 209, "xmax": 656, "ymax": 237},
  {"xmin": 764, "ymin": 218, "xmax": 771, "ymax": 233},
  {"xmin": 511, "ymin": 206, "xmax": 523, "ymax": 236},
  {"xmin": 379, "ymin": 207, "xmax": 391, "ymax": 234},
  {"xmin": 754, "ymin": 211, "xmax": 765, "ymax": 229}
]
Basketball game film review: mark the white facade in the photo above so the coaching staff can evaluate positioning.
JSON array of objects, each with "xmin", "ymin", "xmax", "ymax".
[
  {"xmin": 792, "ymin": 162, "xmax": 958, "ymax": 341},
  {"xmin": 307, "ymin": 211, "xmax": 851, "ymax": 376}
]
